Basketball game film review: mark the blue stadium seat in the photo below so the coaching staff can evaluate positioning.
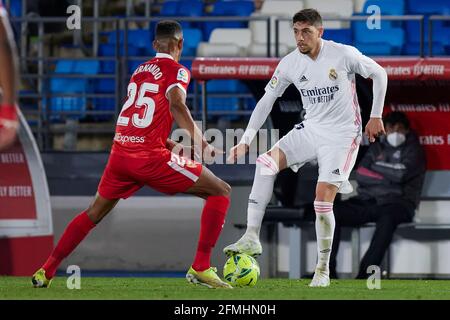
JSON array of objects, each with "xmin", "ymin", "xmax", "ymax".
[
  {"xmin": 74, "ymin": 61, "xmax": 100, "ymax": 74},
  {"xmin": 182, "ymin": 28, "xmax": 203, "ymax": 57},
  {"xmin": 160, "ymin": 1, "xmax": 179, "ymax": 16},
  {"xmin": 323, "ymin": 29, "xmax": 352, "ymax": 45},
  {"xmin": 128, "ymin": 29, "xmax": 152, "ymax": 50},
  {"xmin": 128, "ymin": 59, "xmax": 147, "ymax": 74},
  {"xmin": 406, "ymin": 0, "xmax": 450, "ymax": 15},
  {"xmin": 49, "ymin": 61, "xmax": 100, "ymax": 120},
  {"xmin": 98, "ymin": 44, "xmax": 117, "ymax": 73},
  {"xmin": 205, "ymin": 80, "xmax": 249, "ymax": 120},
  {"xmin": 352, "ymin": 0, "xmax": 405, "ymax": 55},
  {"xmin": 364, "ymin": 0, "xmax": 405, "ymax": 15},
  {"xmin": 9, "ymin": 0, "xmax": 22, "ymax": 17},
  {"xmin": 203, "ymin": 0, "xmax": 255, "ymax": 40},
  {"xmin": 354, "ymin": 27, "xmax": 404, "ymax": 55},
  {"xmin": 403, "ymin": 19, "xmax": 448, "ymax": 55},
  {"xmin": 404, "ymin": 0, "xmax": 450, "ymax": 55},
  {"xmin": 54, "ymin": 59, "xmax": 76, "ymax": 73},
  {"xmin": 105, "ymin": 30, "xmax": 151, "ymax": 56},
  {"xmin": 178, "ymin": 0, "xmax": 203, "ymax": 17},
  {"xmin": 160, "ymin": 0, "xmax": 204, "ymax": 28}
]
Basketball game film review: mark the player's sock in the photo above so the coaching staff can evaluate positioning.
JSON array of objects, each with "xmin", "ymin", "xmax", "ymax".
[
  {"xmin": 314, "ymin": 201, "xmax": 335, "ymax": 271},
  {"xmin": 244, "ymin": 154, "xmax": 279, "ymax": 239},
  {"xmin": 42, "ymin": 210, "xmax": 96, "ymax": 278},
  {"xmin": 193, "ymin": 195, "xmax": 230, "ymax": 272}
]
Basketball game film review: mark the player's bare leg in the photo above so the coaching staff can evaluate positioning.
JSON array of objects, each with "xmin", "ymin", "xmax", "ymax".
[
  {"xmin": 309, "ymin": 182, "xmax": 338, "ymax": 288},
  {"xmin": 32, "ymin": 194, "xmax": 119, "ymax": 288},
  {"xmin": 184, "ymin": 166, "xmax": 233, "ymax": 288},
  {"xmin": 223, "ymin": 147, "xmax": 288, "ymax": 257}
]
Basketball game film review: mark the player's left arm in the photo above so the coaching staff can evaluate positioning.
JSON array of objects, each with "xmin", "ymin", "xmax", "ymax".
[{"xmin": 346, "ymin": 46, "xmax": 388, "ymax": 142}]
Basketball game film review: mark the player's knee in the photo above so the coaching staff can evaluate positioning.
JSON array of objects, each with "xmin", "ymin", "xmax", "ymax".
[
  {"xmin": 256, "ymin": 154, "xmax": 279, "ymax": 176},
  {"xmin": 315, "ymin": 182, "xmax": 338, "ymax": 202}
]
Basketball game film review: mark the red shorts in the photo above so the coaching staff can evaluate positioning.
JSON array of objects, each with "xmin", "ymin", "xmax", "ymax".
[{"xmin": 98, "ymin": 149, "xmax": 203, "ymax": 199}]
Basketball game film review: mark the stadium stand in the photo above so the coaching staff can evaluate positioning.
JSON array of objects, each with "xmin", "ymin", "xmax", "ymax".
[
  {"xmin": 352, "ymin": 0, "xmax": 406, "ymax": 55},
  {"xmin": 49, "ymin": 60, "xmax": 100, "ymax": 121},
  {"xmin": 203, "ymin": 0, "xmax": 255, "ymax": 39},
  {"xmin": 404, "ymin": 0, "xmax": 450, "ymax": 55},
  {"xmin": 248, "ymin": 0, "xmax": 304, "ymax": 56},
  {"xmin": 197, "ymin": 28, "xmax": 252, "ymax": 57},
  {"xmin": 6, "ymin": 0, "xmax": 449, "ymax": 151}
]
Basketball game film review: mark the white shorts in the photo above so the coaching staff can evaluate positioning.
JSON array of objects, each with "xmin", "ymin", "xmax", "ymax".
[{"xmin": 273, "ymin": 121, "xmax": 361, "ymax": 191}]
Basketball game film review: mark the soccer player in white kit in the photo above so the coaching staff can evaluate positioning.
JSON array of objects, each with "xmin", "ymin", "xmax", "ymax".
[{"xmin": 224, "ymin": 9, "xmax": 388, "ymax": 287}]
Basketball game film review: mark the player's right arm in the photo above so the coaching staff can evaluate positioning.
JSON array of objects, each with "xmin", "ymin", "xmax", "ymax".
[
  {"xmin": 0, "ymin": 8, "xmax": 19, "ymax": 150},
  {"xmin": 227, "ymin": 59, "xmax": 291, "ymax": 163}
]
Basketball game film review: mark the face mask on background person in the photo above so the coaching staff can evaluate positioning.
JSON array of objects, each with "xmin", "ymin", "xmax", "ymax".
[{"xmin": 387, "ymin": 132, "xmax": 406, "ymax": 147}]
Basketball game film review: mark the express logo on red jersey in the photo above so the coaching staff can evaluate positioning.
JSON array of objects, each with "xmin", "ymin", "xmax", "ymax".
[{"xmin": 114, "ymin": 133, "xmax": 145, "ymax": 144}]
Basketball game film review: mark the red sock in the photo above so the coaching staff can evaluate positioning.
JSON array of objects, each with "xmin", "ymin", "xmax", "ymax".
[
  {"xmin": 192, "ymin": 195, "xmax": 230, "ymax": 272},
  {"xmin": 42, "ymin": 210, "xmax": 96, "ymax": 278}
]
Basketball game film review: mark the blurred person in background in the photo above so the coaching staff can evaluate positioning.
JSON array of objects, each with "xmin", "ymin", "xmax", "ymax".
[{"xmin": 329, "ymin": 111, "xmax": 426, "ymax": 279}]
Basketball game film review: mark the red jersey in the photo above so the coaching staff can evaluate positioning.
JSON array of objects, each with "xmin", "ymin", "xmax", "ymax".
[{"xmin": 112, "ymin": 53, "xmax": 190, "ymax": 158}]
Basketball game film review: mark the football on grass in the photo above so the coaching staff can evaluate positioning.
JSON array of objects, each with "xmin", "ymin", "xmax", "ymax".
[{"xmin": 223, "ymin": 253, "xmax": 260, "ymax": 287}]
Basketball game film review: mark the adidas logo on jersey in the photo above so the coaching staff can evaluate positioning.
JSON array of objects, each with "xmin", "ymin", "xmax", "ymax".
[
  {"xmin": 332, "ymin": 168, "xmax": 340, "ymax": 175},
  {"xmin": 299, "ymin": 75, "xmax": 308, "ymax": 82}
]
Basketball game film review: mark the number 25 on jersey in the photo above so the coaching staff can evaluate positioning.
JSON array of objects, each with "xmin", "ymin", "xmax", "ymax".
[{"xmin": 117, "ymin": 82, "xmax": 158, "ymax": 129}]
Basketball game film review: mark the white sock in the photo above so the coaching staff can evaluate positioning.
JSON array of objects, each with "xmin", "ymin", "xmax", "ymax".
[
  {"xmin": 314, "ymin": 201, "xmax": 335, "ymax": 272},
  {"xmin": 243, "ymin": 154, "xmax": 279, "ymax": 240}
]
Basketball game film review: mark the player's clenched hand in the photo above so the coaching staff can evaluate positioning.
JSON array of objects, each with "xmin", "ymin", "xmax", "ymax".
[
  {"xmin": 0, "ymin": 105, "xmax": 18, "ymax": 151},
  {"xmin": 365, "ymin": 117, "xmax": 385, "ymax": 143},
  {"xmin": 226, "ymin": 143, "xmax": 249, "ymax": 164}
]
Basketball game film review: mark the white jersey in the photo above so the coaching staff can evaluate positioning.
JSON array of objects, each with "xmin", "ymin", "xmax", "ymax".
[{"xmin": 265, "ymin": 39, "xmax": 384, "ymax": 136}]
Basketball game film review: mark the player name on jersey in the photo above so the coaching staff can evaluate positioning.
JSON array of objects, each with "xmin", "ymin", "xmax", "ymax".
[{"xmin": 132, "ymin": 63, "xmax": 163, "ymax": 79}]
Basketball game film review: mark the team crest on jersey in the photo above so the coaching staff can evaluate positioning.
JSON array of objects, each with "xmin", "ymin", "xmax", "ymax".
[
  {"xmin": 269, "ymin": 76, "xmax": 278, "ymax": 89},
  {"xmin": 177, "ymin": 68, "xmax": 189, "ymax": 83},
  {"xmin": 329, "ymin": 68, "xmax": 338, "ymax": 80}
]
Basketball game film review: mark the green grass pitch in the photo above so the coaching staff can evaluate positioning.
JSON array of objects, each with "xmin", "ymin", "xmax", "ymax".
[{"xmin": 1, "ymin": 277, "xmax": 450, "ymax": 300}]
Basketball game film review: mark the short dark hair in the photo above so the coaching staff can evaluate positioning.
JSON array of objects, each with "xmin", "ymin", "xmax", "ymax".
[
  {"xmin": 293, "ymin": 8, "xmax": 322, "ymax": 27},
  {"xmin": 384, "ymin": 111, "xmax": 410, "ymax": 129},
  {"xmin": 155, "ymin": 20, "xmax": 182, "ymax": 40}
]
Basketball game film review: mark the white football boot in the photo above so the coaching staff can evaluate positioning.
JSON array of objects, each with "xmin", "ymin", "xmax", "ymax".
[
  {"xmin": 309, "ymin": 267, "xmax": 331, "ymax": 287},
  {"xmin": 223, "ymin": 235, "xmax": 262, "ymax": 257}
]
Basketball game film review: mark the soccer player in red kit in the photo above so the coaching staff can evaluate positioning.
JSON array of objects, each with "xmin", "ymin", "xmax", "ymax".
[
  {"xmin": 32, "ymin": 20, "xmax": 233, "ymax": 289},
  {"xmin": 0, "ymin": 1, "xmax": 20, "ymax": 150}
]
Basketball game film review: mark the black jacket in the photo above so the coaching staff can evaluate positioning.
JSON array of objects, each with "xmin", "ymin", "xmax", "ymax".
[{"xmin": 355, "ymin": 131, "xmax": 426, "ymax": 210}]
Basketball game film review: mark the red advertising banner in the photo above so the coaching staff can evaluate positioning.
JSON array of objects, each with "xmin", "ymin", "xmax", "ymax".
[
  {"xmin": 192, "ymin": 57, "xmax": 279, "ymax": 80},
  {"xmin": 376, "ymin": 58, "xmax": 450, "ymax": 81},
  {"xmin": 384, "ymin": 104, "xmax": 450, "ymax": 170},
  {"xmin": 0, "ymin": 140, "xmax": 37, "ymax": 219},
  {"xmin": 192, "ymin": 57, "xmax": 450, "ymax": 81}
]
